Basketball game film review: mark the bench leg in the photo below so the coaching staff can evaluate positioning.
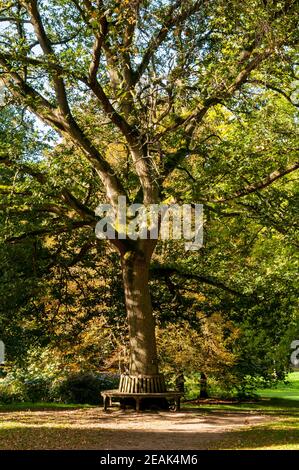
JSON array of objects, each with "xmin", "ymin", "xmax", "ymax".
[
  {"xmin": 120, "ymin": 399, "xmax": 126, "ymax": 410},
  {"xmin": 135, "ymin": 397, "xmax": 141, "ymax": 412},
  {"xmin": 103, "ymin": 395, "xmax": 109, "ymax": 412},
  {"xmin": 172, "ymin": 397, "xmax": 180, "ymax": 412},
  {"xmin": 176, "ymin": 397, "xmax": 181, "ymax": 412}
]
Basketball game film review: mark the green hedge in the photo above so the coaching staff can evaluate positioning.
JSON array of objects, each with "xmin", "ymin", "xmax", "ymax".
[{"xmin": 0, "ymin": 372, "xmax": 119, "ymax": 404}]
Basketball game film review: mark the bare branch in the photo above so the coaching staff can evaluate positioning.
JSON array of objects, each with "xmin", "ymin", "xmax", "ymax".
[
  {"xmin": 176, "ymin": 166, "xmax": 196, "ymax": 182},
  {"xmin": 134, "ymin": 0, "xmax": 203, "ymax": 85},
  {"xmin": 0, "ymin": 17, "xmax": 31, "ymax": 23}
]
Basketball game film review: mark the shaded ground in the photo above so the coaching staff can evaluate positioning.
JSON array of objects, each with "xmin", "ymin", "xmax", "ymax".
[{"xmin": 0, "ymin": 406, "xmax": 286, "ymax": 450}]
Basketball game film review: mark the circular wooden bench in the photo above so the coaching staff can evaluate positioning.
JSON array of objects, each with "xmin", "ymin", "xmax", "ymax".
[{"xmin": 101, "ymin": 389, "xmax": 183, "ymax": 412}]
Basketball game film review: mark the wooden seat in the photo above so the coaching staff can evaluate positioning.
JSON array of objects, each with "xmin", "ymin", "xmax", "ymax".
[{"xmin": 101, "ymin": 389, "xmax": 183, "ymax": 412}]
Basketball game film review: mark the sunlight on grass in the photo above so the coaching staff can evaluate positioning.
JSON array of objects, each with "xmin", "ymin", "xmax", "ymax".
[
  {"xmin": 257, "ymin": 372, "xmax": 299, "ymax": 400},
  {"xmin": 214, "ymin": 418, "xmax": 299, "ymax": 450}
]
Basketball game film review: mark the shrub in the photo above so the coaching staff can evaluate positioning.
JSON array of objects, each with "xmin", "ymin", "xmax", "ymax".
[
  {"xmin": 0, "ymin": 366, "xmax": 119, "ymax": 405},
  {"xmin": 232, "ymin": 375, "xmax": 271, "ymax": 399},
  {"xmin": 23, "ymin": 377, "xmax": 51, "ymax": 402},
  {"xmin": 50, "ymin": 372, "xmax": 119, "ymax": 404},
  {"xmin": 0, "ymin": 386, "xmax": 24, "ymax": 403},
  {"xmin": 0, "ymin": 377, "xmax": 26, "ymax": 403}
]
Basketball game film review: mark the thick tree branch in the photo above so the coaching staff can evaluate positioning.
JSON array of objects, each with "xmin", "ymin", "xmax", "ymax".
[
  {"xmin": 88, "ymin": 14, "xmax": 108, "ymax": 84},
  {"xmin": 151, "ymin": 265, "xmax": 245, "ymax": 297},
  {"xmin": 61, "ymin": 189, "xmax": 95, "ymax": 220},
  {"xmin": 22, "ymin": 0, "xmax": 70, "ymax": 116},
  {"xmin": 84, "ymin": 78, "xmax": 138, "ymax": 144},
  {"xmin": 0, "ymin": 59, "xmax": 66, "ymax": 131},
  {"xmin": 225, "ymin": 50, "xmax": 272, "ymax": 96},
  {"xmin": 0, "ymin": 60, "xmax": 127, "ymax": 205},
  {"xmin": 14, "ymin": 2, "xmax": 128, "ymax": 204},
  {"xmin": 165, "ymin": 50, "xmax": 271, "ymax": 137},
  {"xmin": 83, "ymin": 78, "xmax": 158, "ymax": 203},
  {"xmin": 212, "ymin": 161, "xmax": 299, "ymax": 203},
  {"xmin": 160, "ymin": 47, "xmax": 273, "ymax": 179},
  {"xmin": 6, "ymin": 220, "xmax": 94, "ymax": 244}
]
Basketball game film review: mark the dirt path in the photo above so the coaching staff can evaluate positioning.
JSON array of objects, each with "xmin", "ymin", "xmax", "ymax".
[{"xmin": 0, "ymin": 407, "xmax": 277, "ymax": 449}]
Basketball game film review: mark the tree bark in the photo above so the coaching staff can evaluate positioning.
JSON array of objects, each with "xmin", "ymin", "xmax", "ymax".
[
  {"xmin": 199, "ymin": 372, "xmax": 209, "ymax": 398},
  {"xmin": 121, "ymin": 244, "xmax": 158, "ymax": 376},
  {"xmin": 175, "ymin": 372, "xmax": 185, "ymax": 393}
]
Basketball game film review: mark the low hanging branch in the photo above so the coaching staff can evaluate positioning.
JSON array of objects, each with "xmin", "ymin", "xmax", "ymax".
[
  {"xmin": 151, "ymin": 265, "xmax": 245, "ymax": 297},
  {"xmin": 6, "ymin": 220, "xmax": 94, "ymax": 244},
  {"xmin": 0, "ymin": 157, "xmax": 96, "ymax": 220}
]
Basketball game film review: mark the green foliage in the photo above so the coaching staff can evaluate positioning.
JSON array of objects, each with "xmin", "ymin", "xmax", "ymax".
[
  {"xmin": 0, "ymin": 371, "xmax": 119, "ymax": 405},
  {"xmin": 157, "ymin": 315, "xmax": 237, "ymax": 378},
  {"xmin": 0, "ymin": 378, "xmax": 26, "ymax": 404},
  {"xmin": 0, "ymin": 350, "xmax": 120, "ymax": 405},
  {"xmin": 50, "ymin": 372, "xmax": 119, "ymax": 405},
  {"xmin": 0, "ymin": 344, "xmax": 120, "ymax": 404}
]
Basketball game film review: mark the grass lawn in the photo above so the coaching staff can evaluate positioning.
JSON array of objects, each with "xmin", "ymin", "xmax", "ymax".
[
  {"xmin": 256, "ymin": 371, "xmax": 299, "ymax": 400},
  {"xmin": 177, "ymin": 372, "xmax": 299, "ymax": 449},
  {"xmin": 0, "ymin": 402, "xmax": 92, "ymax": 411},
  {"xmin": 190, "ymin": 399, "xmax": 299, "ymax": 450},
  {"xmin": 214, "ymin": 417, "xmax": 299, "ymax": 450}
]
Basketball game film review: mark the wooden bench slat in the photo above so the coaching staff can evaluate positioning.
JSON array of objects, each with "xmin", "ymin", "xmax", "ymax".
[{"xmin": 101, "ymin": 390, "xmax": 183, "ymax": 398}]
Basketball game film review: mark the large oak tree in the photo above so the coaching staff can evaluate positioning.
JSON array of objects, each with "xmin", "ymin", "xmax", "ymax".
[{"xmin": 0, "ymin": 0, "xmax": 298, "ymax": 388}]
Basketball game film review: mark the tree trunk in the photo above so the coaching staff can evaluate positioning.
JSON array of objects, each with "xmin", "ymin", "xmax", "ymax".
[
  {"xmin": 199, "ymin": 372, "xmax": 209, "ymax": 398},
  {"xmin": 121, "ymin": 245, "xmax": 158, "ymax": 376},
  {"xmin": 119, "ymin": 244, "xmax": 168, "ymax": 407},
  {"xmin": 175, "ymin": 373, "xmax": 185, "ymax": 393}
]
